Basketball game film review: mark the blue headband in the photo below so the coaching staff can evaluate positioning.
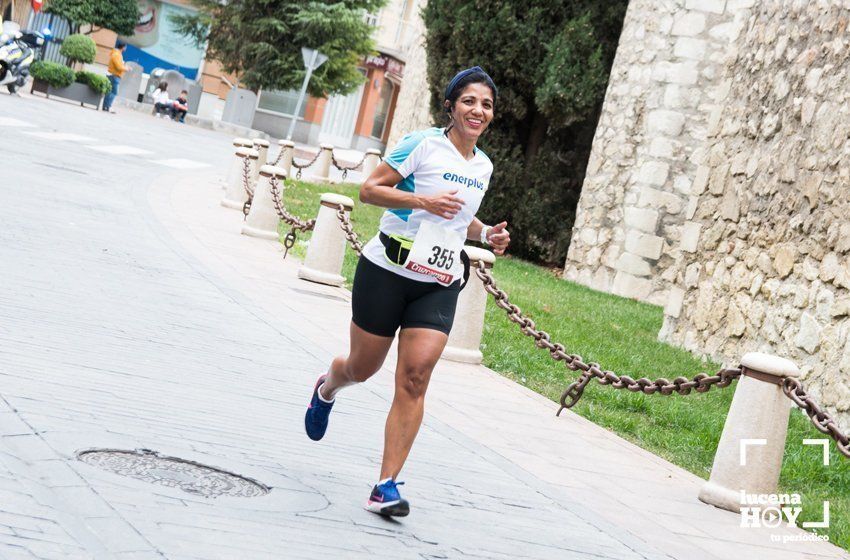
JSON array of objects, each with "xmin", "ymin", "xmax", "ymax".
[{"xmin": 444, "ymin": 66, "xmax": 492, "ymax": 100}]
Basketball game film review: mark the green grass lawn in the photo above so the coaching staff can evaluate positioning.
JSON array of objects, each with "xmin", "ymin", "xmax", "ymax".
[{"xmin": 276, "ymin": 178, "xmax": 850, "ymax": 550}]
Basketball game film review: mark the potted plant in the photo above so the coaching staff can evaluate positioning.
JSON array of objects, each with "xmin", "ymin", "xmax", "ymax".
[{"xmin": 30, "ymin": 34, "xmax": 110, "ymax": 108}]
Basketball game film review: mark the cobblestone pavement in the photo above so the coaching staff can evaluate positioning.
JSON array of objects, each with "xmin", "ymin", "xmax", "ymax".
[{"xmin": 0, "ymin": 92, "xmax": 847, "ymax": 560}]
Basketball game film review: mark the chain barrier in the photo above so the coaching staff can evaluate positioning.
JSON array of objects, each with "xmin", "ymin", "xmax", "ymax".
[
  {"xmin": 271, "ymin": 147, "xmax": 286, "ymax": 167},
  {"xmin": 335, "ymin": 203, "xmax": 364, "ymax": 256},
  {"xmin": 268, "ymin": 176, "xmax": 316, "ymax": 258},
  {"xmin": 782, "ymin": 377, "xmax": 850, "ymax": 458},
  {"xmin": 331, "ymin": 152, "xmax": 368, "ymax": 181},
  {"xmin": 471, "ymin": 260, "xmax": 742, "ymax": 412},
  {"xmin": 241, "ymin": 157, "xmax": 254, "ymax": 219},
  {"xmin": 291, "ymin": 151, "xmax": 321, "ymax": 180},
  {"xmin": 471, "ymin": 259, "xmax": 850, "ymax": 459}
]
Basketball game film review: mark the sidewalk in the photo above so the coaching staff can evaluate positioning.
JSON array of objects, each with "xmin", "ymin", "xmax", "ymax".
[{"xmin": 0, "ymin": 88, "xmax": 846, "ymax": 558}]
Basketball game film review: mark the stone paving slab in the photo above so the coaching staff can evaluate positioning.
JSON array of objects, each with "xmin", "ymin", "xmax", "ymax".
[{"xmin": 0, "ymin": 91, "xmax": 847, "ymax": 559}]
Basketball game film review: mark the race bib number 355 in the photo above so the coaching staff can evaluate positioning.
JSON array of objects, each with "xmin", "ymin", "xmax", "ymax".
[{"xmin": 405, "ymin": 221, "xmax": 463, "ymax": 285}]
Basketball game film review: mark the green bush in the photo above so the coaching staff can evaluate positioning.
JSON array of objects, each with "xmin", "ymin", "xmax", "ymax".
[
  {"xmin": 60, "ymin": 34, "xmax": 97, "ymax": 64},
  {"xmin": 75, "ymin": 71, "xmax": 111, "ymax": 95},
  {"xmin": 30, "ymin": 60, "xmax": 76, "ymax": 89}
]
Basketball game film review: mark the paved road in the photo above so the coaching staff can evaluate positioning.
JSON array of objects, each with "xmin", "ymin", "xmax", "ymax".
[{"xmin": 1, "ymin": 92, "xmax": 847, "ymax": 560}]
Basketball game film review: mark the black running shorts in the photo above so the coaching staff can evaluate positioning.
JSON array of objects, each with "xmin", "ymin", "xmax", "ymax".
[{"xmin": 351, "ymin": 256, "xmax": 462, "ymax": 337}]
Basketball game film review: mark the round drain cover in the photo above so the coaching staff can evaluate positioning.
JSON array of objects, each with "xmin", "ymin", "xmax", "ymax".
[{"xmin": 78, "ymin": 449, "xmax": 270, "ymax": 498}]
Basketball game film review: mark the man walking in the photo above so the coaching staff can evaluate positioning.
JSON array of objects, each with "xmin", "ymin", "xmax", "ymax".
[{"xmin": 103, "ymin": 41, "xmax": 127, "ymax": 114}]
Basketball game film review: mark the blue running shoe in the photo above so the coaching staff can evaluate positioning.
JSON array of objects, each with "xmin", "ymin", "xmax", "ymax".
[
  {"xmin": 365, "ymin": 479, "xmax": 410, "ymax": 517},
  {"xmin": 305, "ymin": 374, "xmax": 334, "ymax": 441}
]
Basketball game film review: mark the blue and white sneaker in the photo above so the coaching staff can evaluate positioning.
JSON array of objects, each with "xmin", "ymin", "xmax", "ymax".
[
  {"xmin": 305, "ymin": 374, "xmax": 334, "ymax": 441},
  {"xmin": 365, "ymin": 479, "xmax": 410, "ymax": 517}
]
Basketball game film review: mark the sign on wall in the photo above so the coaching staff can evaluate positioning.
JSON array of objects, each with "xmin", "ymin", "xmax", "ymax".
[{"xmin": 118, "ymin": 0, "xmax": 205, "ymax": 80}]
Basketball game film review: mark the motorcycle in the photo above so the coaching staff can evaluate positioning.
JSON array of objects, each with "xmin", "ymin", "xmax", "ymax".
[{"xmin": 0, "ymin": 23, "xmax": 49, "ymax": 94}]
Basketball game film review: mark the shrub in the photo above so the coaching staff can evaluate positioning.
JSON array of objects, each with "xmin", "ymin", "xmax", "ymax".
[
  {"xmin": 60, "ymin": 34, "xmax": 97, "ymax": 64},
  {"xmin": 30, "ymin": 60, "xmax": 76, "ymax": 89},
  {"xmin": 75, "ymin": 71, "xmax": 111, "ymax": 95}
]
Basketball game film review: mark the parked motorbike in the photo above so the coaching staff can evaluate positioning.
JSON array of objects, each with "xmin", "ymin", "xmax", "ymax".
[{"xmin": 0, "ymin": 23, "xmax": 49, "ymax": 94}]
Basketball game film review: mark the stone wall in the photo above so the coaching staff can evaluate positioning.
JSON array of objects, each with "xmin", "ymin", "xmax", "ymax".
[
  {"xmin": 385, "ymin": 0, "xmax": 434, "ymax": 151},
  {"xmin": 660, "ymin": 0, "xmax": 850, "ymax": 430},
  {"xmin": 563, "ymin": 0, "xmax": 751, "ymax": 305}
]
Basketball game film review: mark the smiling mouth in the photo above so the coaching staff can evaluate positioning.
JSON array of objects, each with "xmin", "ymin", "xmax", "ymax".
[
  {"xmin": 466, "ymin": 118, "xmax": 483, "ymax": 128},
  {"xmin": 136, "ymin": 9, "xmax": 156, "ymax": 33}
]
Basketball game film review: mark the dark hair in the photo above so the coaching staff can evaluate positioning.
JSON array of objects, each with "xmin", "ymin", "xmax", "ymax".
[
  {"xmin": 158, "ymin": 82, "xmax": 168, "ymax": 91},
  {"xmin": 115, "ymin": 40, "xmax": 126, "ymax": 50},
  {"xmin": 180, "ymin": 90, "xmax": 188, "ymax": 94},
  {"xmin": 444, "ymin": 68, "xmax": 497, "ymax": 116}
]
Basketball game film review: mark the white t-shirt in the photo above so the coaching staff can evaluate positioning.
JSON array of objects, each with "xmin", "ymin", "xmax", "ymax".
[
  {"xmin": 362, "ymin": 127, "xmax": 494, "ymax": 283},
  {"xmin": 152, "ymin": 89, "xmax": 170, "ymax": 104}
]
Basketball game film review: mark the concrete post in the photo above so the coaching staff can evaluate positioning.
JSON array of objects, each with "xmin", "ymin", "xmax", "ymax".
[
  {"xmin": 221, "ymin": 148, "xmax": 259, "ymax": 210},
  {"xmin": 241, "ymin": 165, "xmax": 286, "ymax": 240},
  {"xmin": 361, "ymin": 148, "xmax": 382, "ymax": 177},
  {"xmin": 252, "ymin": 138, "xmax": 270, "ymax": 167},
  {"xmin": 698, "ymin": 352, "xmax": 801, "ymax": 512},
  {"xmin": 442, "ymin": 246, "xmax": 497, "ymax": 364},
  {"xmin": 297, "ymin": 193, "xmax": 355, "ymax": 287},
  {"xmin": 310, "ymin": 143, "xmax": 334, "ymax": 184},
  {"xmin": 276, "ymin": 140, "xmax": 295, "ymax": 178},
  {"xmin": 224, "ymin": 138, "xmax": 254, "ymax": 188}
]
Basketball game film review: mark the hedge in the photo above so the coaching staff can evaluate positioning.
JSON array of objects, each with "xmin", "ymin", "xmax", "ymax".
[
  {"xmin": 59, "ymin": 34, "xmax": 97, "ymax": 64},
  {"xmin": 75, "ymin": 71, "xmax": 111, "ymax": 95},
  {"xmin": 30, "ymin": 60, "xmax": 76, "ymax": 89}
]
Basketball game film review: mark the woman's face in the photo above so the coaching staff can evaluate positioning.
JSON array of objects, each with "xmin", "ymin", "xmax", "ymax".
[
  {"xmin": 124, "ymin": 0, "xmax": 160, "ymax": 48},
  {"xmin": 448, "ymin": 82, "xmax": 494, "ymax": 140}
]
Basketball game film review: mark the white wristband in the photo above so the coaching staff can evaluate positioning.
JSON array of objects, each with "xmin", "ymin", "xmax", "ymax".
[{"xmin": 480, "ymin": 225, "xmax": 491, "ymax": 245}]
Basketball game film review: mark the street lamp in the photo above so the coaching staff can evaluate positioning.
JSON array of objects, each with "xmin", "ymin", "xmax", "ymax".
[{"xmin": 286, "ymin": 47, "xmax": 328, "ymax": 141}]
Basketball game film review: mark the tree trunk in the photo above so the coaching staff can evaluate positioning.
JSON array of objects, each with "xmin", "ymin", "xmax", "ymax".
[{"xmin": 524, "ymin": 109, "xmax": 548, "ymax": 165}]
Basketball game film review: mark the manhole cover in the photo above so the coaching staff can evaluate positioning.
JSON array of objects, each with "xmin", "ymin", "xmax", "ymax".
[{"xmin": 77, "ymin": 449, "xmax": 270, "ymax": 498}]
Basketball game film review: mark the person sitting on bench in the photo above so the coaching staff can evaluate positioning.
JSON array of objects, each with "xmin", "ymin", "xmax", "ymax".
[
  {"xmin": 170, "ymin": 90, "xmax": 189, "ymax": 123},
  {"xmin": 152, "ymin": 82, "xmax": 171, "ymax": 118}
]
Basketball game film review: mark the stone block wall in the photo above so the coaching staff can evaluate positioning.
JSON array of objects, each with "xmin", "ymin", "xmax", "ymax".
[
  {"xmin": 659, "ymin": 0, "xmax": 850, "ymax": 430},
  {"xmin": 563, "ymin": 0, "xmax": 751, "ymax": 305},
  {"xmin": 385, "ymin": 1, "xmax": 434, "ymax": 150}
]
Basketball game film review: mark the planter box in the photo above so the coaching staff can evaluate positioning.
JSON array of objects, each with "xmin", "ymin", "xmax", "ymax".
[{"xmin": 31, "ymin": 78, "xmax": 103, "ymax": 109}]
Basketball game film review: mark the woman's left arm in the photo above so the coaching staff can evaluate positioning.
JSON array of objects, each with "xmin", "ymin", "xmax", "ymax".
[{"xmin": 467, "ymin": 218, "xmax": 510, "ymax": 256}]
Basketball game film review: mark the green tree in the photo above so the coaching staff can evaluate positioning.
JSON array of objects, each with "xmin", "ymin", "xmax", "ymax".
[
  {"xmin": 46, "ymin": 0, "xmax": 139, "ymax": 36},
  {"xmin": 423, "ymin": 1, "xmax": 627, "ymax": 264},
  {"xmin": 171, "ymin": 0, "xmax": 385, "ymax": 94}
]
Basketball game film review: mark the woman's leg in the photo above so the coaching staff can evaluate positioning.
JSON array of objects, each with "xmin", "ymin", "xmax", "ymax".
[
  {"xmin": 320, "ymin": 321, "xmax": 393, "ymax": 400},
  {"xmin": 380, "ymin": 327, "xmax": 448, "ymax": 480}
]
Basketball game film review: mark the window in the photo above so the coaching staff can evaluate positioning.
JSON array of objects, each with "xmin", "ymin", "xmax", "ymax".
[
  {"xmin": 371, "ymin": 79, "xmax": 395, "ymax": 139},
  {"xmin": 364, "ymin": 12, "xmax": 378, "ymax": 27},
  {"xmin": 257, "ymin": 89, "xmax": 307, "ymax": 118}
]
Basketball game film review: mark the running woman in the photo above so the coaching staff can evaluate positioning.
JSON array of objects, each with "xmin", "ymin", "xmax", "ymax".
[{"xmin": 305, "ymin": 66, "xmax": 510, "ymax": 517}]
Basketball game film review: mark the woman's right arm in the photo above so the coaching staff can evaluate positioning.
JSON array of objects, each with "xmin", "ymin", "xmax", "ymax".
[{"xmin": 359, "ymin": 162, "xmax": 465, "ymax": 220}]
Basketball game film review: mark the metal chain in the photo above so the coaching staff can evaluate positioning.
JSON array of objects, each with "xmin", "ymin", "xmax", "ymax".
[
  {"xmin": 335, "ymin": 203, "xmax": 363, "ymax": 256},
  {"xmin": 271, "ymin": 145, "xmax": 289, "ymax": 167},
  {"xmin": 241, "ymin": 157, "xmax": 254, "ymax": 219},
  {"xmin": 268, "ymin": 176, "xmax": 316, "ymax": 232},
  {"xmin": 268, "ymin": 176, "xmax": 315, "ymax": 258},
  {"xmin": 291, "ymin": 150, "xmax": 322, "ymax": 180},
  {"xmin": 331, "ymin": 151, "xmax": 369, "ymax": 181},
  {"xmin": 471, "ymin": 261, "xmax": 743, "ymax": 413},
  {"xmin": 782, "ymin": 377, "xmax": 850, "ymax": 458}
]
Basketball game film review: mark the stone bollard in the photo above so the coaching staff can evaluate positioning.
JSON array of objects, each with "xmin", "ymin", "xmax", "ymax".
[
  {"xmin": 442, "ymin": 246, "xmax": 497, "ymax": 364},
  {"xmin": 252, "ymin": 138, "xmax": 270, "ymax": 168},
  {"xmin": 361, "ymin": 148, "xmax": 382, "ymax": 177},
  {"xmin": 297, "ymin": 193, "xmax": 354, "ymax": 287},
  {"xmin": 698, "ymin": 352, "xmax": 800, "ymax": 512},
  {"xmin": 224, "ymin": 138, "xmax": 254, "ymax": 188},
  {"xmin": 310, "ymin": 143, "xmax": 334, "ymax": 184},
  {"xmin": 276, "ymin": 139, "xmax": 295, "ymax": 178},
  {"xmin": 241, "ymin": 165, "xmax": 286, "ymax": 240},
  {"xmin": 221, "ymin": 148, "xmax": 259, "ymax": 210}
]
